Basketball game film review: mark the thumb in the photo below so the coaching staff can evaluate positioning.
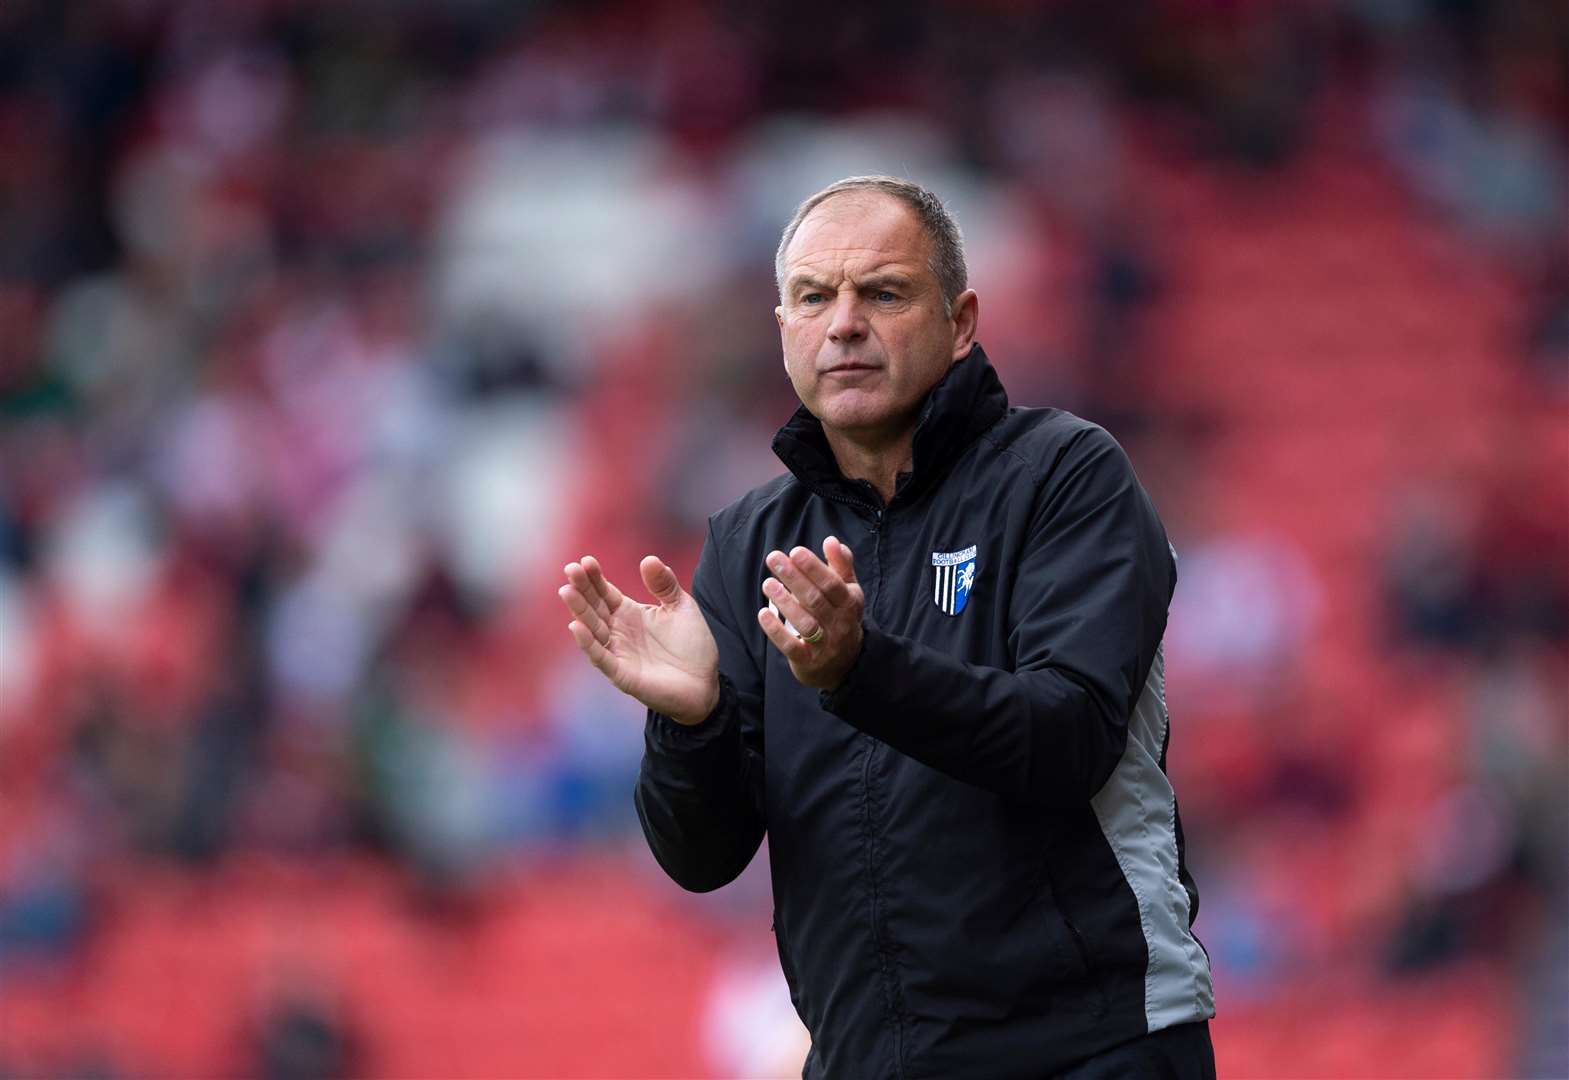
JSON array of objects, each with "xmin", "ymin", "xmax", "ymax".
[
  {"xmin": 640, "ymin": 555, "xmax": 685, "ymax": 606},
  {"xmin": 824, "ymin": 536, "xmax": 857, "ymax": 583}
]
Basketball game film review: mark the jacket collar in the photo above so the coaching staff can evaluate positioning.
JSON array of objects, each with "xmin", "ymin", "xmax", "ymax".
[{"xmin": 770, "ymin": 342, "xmax": 1010, "ymax": 509}]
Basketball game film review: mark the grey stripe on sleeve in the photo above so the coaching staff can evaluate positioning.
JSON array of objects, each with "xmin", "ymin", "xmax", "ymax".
[{"xmin": 1089, "ymin": 642, "xmax": 1215, "ymax": 1032}]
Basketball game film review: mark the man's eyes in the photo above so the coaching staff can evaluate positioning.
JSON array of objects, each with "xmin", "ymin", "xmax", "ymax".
[{"xmin": 796, "ymin": 289, "xmax": 899, "ymax": 304}]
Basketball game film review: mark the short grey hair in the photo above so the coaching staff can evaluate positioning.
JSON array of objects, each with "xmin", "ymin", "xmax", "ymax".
[{"xmin": 774, "ymin": 175, "xmax": 968, "ymax": 316}]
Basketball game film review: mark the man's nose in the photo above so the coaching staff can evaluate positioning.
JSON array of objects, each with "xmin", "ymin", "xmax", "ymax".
[{"xmin": 826, "ymin": 294, "xmax": 868, "ymax": 344}]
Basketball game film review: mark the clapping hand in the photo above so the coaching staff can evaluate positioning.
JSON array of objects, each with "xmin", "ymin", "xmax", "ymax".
[
  {"xmin": 560, "ymin": 555, "xmax": 720, "ymax": 726},
  {"xmin": 757, "ymin": 536, "xmax": 865, "ymax": 690}
]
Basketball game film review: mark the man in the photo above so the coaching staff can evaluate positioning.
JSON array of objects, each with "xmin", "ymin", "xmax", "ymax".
[{"xmin": 559, "ymin": 176, "xmax": 1215, "ymax": 1078}]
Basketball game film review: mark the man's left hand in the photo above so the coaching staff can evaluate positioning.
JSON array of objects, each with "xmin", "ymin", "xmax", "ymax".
[{"xmin": 758, "ymin": 536, "xmax": 864, "ymax": 690}]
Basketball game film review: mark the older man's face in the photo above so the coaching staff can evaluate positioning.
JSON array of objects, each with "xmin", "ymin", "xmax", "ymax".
[{"xmin": 776, "ymin": 193, "xmax": 971, "ymax": 443}]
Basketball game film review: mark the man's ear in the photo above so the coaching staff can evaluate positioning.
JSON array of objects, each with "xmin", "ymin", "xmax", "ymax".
[
  {"xmin": 776, "ymin": 306, "xmax": 790, "ymax": 375},
  {"xmin": 950, "ymin": 289, "xmax": 979, "ymax": 360}
]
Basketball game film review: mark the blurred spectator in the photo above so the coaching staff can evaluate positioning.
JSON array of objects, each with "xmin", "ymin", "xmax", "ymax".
[
  {"xmin": 1169, "ymin": 531, "xmax": 1322, "ymax": 693},
  {"xmin": 246, "ymin": 962, "xmax": 360, "ymax": 1080},
  {"xmin": 1384, "ymin": 478, "xmax": 1569, "ymax": 654},
  {"xmin": 702, "ymin": 945, "xmax": 811, "ymax": 1079}
]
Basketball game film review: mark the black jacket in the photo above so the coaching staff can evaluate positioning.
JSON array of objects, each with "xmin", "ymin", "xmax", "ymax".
[{"xmin": 636, "ymin": 345, "xmax": 1214, "ymax": 1079}]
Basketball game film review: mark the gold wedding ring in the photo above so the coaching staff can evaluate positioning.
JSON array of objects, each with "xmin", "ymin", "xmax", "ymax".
[{"xmin": 802, "ymin": 626, "xmax": 825, "ymax": 645}]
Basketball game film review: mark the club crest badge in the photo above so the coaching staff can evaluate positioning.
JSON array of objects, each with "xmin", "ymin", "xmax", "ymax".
[{"xmin": 931, "ymin": 545, "xmax": 977, "ymax": 616}]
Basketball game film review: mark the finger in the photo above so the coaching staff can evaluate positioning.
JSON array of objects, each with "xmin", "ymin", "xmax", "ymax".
[
  {"xmin": 558, "ymin": 584, "xmax": 611, "ymax": 645},
  {"xmin": 793, "ymin": 543, "xmax": 851, "ymax": 606},
  {"xmin": 761, "ymin": 578, "xmax": 822, "ymax": 642},
  {"xmin": 766, "ymin": 549, "xmax": 827, "ymax": 613},
  {"xmin": 824, "ymin": 536, "xmax": 857, "ymax": 586},
  {"xmin": 757, "ymin": 606, "xmax": 810, "ymax": 662},
  {"xmin": 580, "ymin": 556, "xmax": 625, "ymax": 611},
  {"xmin": 566, "ymin": 560, "xmax": 614, "ymax": 621},
  {"xmin": 639, "ymin": 555, "xmax": 684, "ymax": 607},
  {"xmin": 568, "ymin": 620, "xmax": 615, "ymax": 675}
]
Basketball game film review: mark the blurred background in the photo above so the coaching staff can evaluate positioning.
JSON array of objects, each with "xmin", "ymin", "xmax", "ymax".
[{"xmin": 0, "ymin": 0, "xmax": 1565, "ymax": 1077}]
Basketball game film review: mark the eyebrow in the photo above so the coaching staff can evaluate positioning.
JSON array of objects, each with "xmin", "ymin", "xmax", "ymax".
[
  {"xmin": 858, "ymin": 273, "xmax": 914, "ymax": 291},
  {"xmin": 786, "ymin": 275, "xmax": 832, "ymax": 295}
]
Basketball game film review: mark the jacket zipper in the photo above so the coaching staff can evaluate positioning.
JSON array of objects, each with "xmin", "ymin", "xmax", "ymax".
[
  {"xmin": 862, "ymin": 502, "xmax": 905, "ymax": 1077},
  {"xmin": 859, "ymin": 729, "xmax": 907, "ymax": 1078},
  {"xmin": 814, "ymin": 484, "xmax": 903, "ymax": 1073}
]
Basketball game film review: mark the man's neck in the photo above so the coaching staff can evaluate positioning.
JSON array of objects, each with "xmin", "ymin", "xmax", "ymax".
[{"xmin": 823, "ymin": 426, "xmax": 915, "ymax": 506}]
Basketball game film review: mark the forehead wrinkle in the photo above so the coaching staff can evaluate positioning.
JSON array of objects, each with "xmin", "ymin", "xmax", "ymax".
[
  {"xmin": 785, "ymin": 253, "xmax": 924, "ymax": 285},
  {"xmin": 785, "ymin": 263, "xmax": 924, "ymax": 296},
  {"xmin": 790, "ymin": 242, "xmax": 907, "ymax": 264}
]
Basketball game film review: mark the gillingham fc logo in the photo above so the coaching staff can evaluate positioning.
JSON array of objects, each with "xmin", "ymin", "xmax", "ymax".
[{"xmin": 931, "ymin": 545, "xmax": 977, "ymax": 616}]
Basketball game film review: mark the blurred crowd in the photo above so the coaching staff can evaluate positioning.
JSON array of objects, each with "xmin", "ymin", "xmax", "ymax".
[{"xmin": 0, "ymin": 0, "xmax": 1565, "ymax": 1077}]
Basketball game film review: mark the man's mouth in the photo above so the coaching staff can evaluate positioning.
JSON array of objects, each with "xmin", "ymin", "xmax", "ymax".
[{"xmin": 822, "ymin": 362, "xmax": 882, "ymax": 375}]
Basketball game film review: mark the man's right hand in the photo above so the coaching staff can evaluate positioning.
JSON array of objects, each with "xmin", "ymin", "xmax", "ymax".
[{"xmin": 559, "ymin": 555, "xmax": 721, "ymax": 726}]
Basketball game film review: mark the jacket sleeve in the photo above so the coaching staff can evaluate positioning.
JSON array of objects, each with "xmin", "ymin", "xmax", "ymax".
[
  {"xmin": 634, "ymin": 517, "xmax": 767, "ymax": 891},
  {"xmin": 821, "ymin": 426, "xmax": 1173, "ymax": 807}
]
